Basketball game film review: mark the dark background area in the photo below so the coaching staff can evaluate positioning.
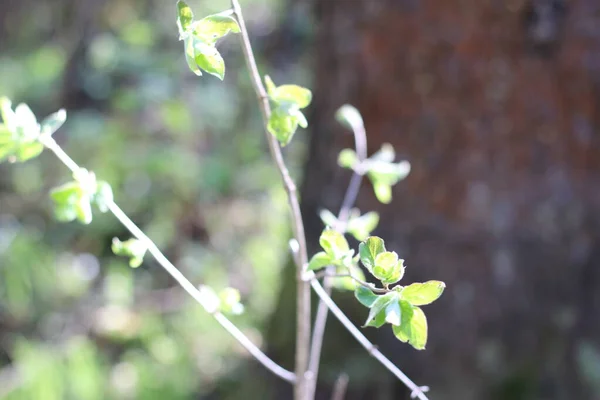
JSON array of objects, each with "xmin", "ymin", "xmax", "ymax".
[{"xmin": 1, "ymin": 0, "xmax": 600, "ymax": 399}]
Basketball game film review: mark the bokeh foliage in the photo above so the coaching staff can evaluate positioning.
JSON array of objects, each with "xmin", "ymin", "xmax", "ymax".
[{"xmin": 0, "ymin": 0, "xmax": 307, "ymax": 398}]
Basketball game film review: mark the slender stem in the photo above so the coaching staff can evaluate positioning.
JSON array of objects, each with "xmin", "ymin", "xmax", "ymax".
[
  {"xmin": 312, "ymin": 272, "xmax": 389, "ymax": 294},
  {"xmin": 330, "ymin": 373, "xmax": 349, "ymax": 400},
  {"xmin": 41, "ymin": 137, "xmax": 295, "ymax": 384},
  {"xmin": 230, "ymin": 1, "xmax": 311, "ymax": 398},
  {"xmin": 306, "ymin": 114, "xmax": 367, "ymax": 398},
  {"xmin": 310, "ymin": 277, "xmax": 429, "ymax": 400}
]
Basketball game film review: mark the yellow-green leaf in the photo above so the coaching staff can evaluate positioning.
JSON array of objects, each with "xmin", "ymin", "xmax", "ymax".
[{"xmin": 401, "ymin": 281, "xmax": 445, "ymax": 306}]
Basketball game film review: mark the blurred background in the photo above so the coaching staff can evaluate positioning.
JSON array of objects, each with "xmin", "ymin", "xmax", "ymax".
[{"xmin": 1, "ymin": 0, "xmax": 600, "ymax": 399}]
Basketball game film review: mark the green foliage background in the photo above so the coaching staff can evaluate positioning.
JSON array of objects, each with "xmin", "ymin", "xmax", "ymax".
[{"xmin": 0, "ymin": 0, "xmax": 310, "ymax": 398}]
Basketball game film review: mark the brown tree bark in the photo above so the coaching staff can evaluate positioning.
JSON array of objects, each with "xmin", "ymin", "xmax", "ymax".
[{"xmin": 297, "ymin": 0, "xmax": 600, "ymax": 399}]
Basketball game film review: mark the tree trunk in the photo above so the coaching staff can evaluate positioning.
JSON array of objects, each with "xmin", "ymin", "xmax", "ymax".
[{"xmin": 298, "ymin": 0, "xmax": 600, "ymax": 399}]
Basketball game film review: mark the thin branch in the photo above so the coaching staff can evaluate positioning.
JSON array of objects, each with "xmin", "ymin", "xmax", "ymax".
[
  {"xmin": 231, "ymin": 1, "xmax": 311, "ymax": 398},
  {"xmin": 307, "ymin": 110, "xmax": 367, "ymax": 398},
  {"xmin": 310, "ymin": 272, "xmax": 389, "ymax": 294},
  {"xmin": 330, "ymin": 373, "xmax": 349, "ymax": 400},
  {"xmin": 41, "ymin": 137, "xmax": 296, "ymax": 385},
  {"xmin": 310, "ymin": 277, "xmax": 429, "ymax": 400}
]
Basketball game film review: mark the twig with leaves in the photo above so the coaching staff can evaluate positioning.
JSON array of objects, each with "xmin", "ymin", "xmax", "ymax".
[
  {"xmin": 0, "ymin": 98, "xmax": 295, "ymax": 384},
  {"xmin": 0, "ymin": 1, "xmax": 447, "ymax": 399}
]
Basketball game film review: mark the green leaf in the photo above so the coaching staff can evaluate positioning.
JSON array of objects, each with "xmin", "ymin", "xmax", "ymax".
[
  {"xmin": 372, "ymin": 251, "xmax": 404, "ymax": 285},
  {"xmin": 184, "ymin": 37, "xmax": 202, "ymax": 76},
  {"xmin": 219, "ymin": 287, "xmax": 244, "ymax": 315},
  {"xmin": 307, "ymin": 251, "xmax": 331, "ymax": 272},
  {"xmin": 15, "ymin": 141, "xmax": 44, "ymax": 162},
  {"xmin": 347, "ymin": 211, "xmax": 379, "ymax": 241},
  {"xmin": 372, "ymin": 181, "xmax": 392, "ymax": 204},
  {"xmin": 0, "ymin": 97, "xmax": 17, "ymax": 132},
  {"xmin": 50, "ymin": 182, "xmax": 82, "ymax": 204},
  {"xmin": 359, "ymin": 236, "xmax": 386, "ymax": 272},
  {"xmin": 367, "ymin": 160, "xmax": 411, "ymax": 186},
  {"xmin": 335, "ymin": 104, "xmax": 364, "ymax": 133},
  {"xmin": 267, "ymin": 106, "xmax": 298, "ymax": 146},
  {"xmin": 271, "ymin": 85, "xmax": 312, "ymax": 109},
  {"xmin": 14, "ymin": 103, "xmax": 38, "ymax": 136},
  {"xmin": 355, "ymin": 285, "xmax": 378, "ymax": 307},
  {"xmin": 194, "ymin": 41, "xmax": 225, "ymax": 80},
  {"xmin": 0, "ymin": 124, "xmax": 14, "ymax": 144},
  {"xmin": 385, "ymin": 300, "xmax": 401, "ymax": 326},
  {"xmin": 401, "ymin": 281, "xmax": 445, "ymax": 306},
  {"xmin": 53, "ymin": 203, "xmax": 78, "ymax": 222},
  {"xmin": 264, "ymin": 75, "xmax": 276, "ymax": 96},
  {"xmin": 40, "ymin": 109, "xmax": 66, "ymax": 136},
  {"xmin": 193, "ymin": 11, "xmax": 240, "ymax": 44},
  {"xmin": 392, "ymin": 302, "xmax": 428, "ymax": 350},
  {"xmin": 74, "ymin": 195, "xmax": 93, "ymax": 224},
  {"xmin": 319, "ymin": 228, "xmax": 350, "ymax": 260},
  {"xmin": 364, "ymin": 292, "xmax": 397, "ymax": 327},
  {"xmin": 176, "ymin": 0, "xmax": 194, "ymax": 35},
  {"xmin": 318, "ymin": 209, "xmax": 339, "ymax": 228},
  {"xmin": 337, "ymin": 148, "xmax": 358, "ymax": 169},
  {"xmin": 370, "ymin": 143, "xmax": 395, "ymax": 163},
  {"xmin": 93, "ymin": 181, "xmax": 113, "ymax": 213},
  {"xmin": 294, "ymin": 109, "xmax": 308, "ymax": 129},
  {"xmin": 112, "ymin": 238, "xmax": 147, "ymax": 268}
]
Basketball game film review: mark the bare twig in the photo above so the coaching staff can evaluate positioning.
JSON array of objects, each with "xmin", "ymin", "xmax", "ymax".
[
  {"xmin": 331, "ymin": 373, "xmax": 349, "ymax": 400},
  {"xmin": 230, "ymin": 1, "xmax": 311, "ymax": 398},
  {"xmin": 306, "ymin": 107, "xmax": 368, "ymax": 398},
  {"xmin": 41, "ymin": 136, "xmax": 296, "ymax": 384}
]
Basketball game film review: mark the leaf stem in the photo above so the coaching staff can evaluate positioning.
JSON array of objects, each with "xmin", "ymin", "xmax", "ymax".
[
  {"xmin": 41, "ymin": 136, "xmax": 296, "ymax": 384},
  {"xmin": 310, "ymin": 277, "xmax": 429, "ymax": 400},
  {"xmin": 306, "ymin": 109, "xmax": 367, "ymax": 398},
  {"xmin": 311, "ymin": 272, "xmax": 389, "ymax": 294},
  {"xmin": 230, "ymin": 1, "xmax": 311, "ymax": 398}
]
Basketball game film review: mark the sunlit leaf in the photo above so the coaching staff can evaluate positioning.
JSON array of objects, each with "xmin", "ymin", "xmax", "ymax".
[
  {"xmin": 364, "ymin": 292, "xmax": 397, "ymax": 327},
  {"xmin": 401, "ymin": 281, "xmax": 445, "ymax": 306},
  {"xmin": 355, "ymin": 285, "xmax": 378, "ymax": 307},
  {"xmin": 307, "ymin": 251, "xmax": 331, "ymax": 272},
  {"xmin": 112, "ymin": 238, "xmax": 147, "ymax": 268},
  {"xmin": 40, "ymin": 109, "xmax": 66, "ymax": 136},
  {"xmin": 193, "ymin": 11, "xmax": 240, "ymax": 44},
  {"xmin": 176, "ymin": 0, "xmax": 194, "ymax": 35},
  {"xmin": 271, "ymin": 85, "xmax": 312, "ymax": 109},
  {"xmin": 194, "ymin": 41, "xmax": 225, "ymax": 80},
  {"xmin": 93, "ymin": 181, "xmax": 113, "ymax": 213},
  {"xmin": 385, "ymin": 300, "xmax": 401, "ymax": 326},
  {"xmin": 392, "ymin": 302, "xmax": 428, "ymax": 350},
  {"xmin": 359, "ymin": 236, "xmax": 386, "ymax": 272},
  {"xmin": 319, "ymin": 228, "xmax": 350, "ymax": 260}
]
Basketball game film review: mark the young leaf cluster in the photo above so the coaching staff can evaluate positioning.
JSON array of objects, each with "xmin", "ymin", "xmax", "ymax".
[
  {"xmin": 339, "ymin": 143, "xmax": 411, "ymax": 204},
  {"xmin": 319, "ymin": 208, "xmax": 379, "ymax": 241},
  {"xmin": 355, "ymin": 236, "xmax": 445, "ymax": 350},
  {"xmin": 176, "ymin": 0, "xmax": 240, "ymax": 80},
  {"xmin": 307, "ymin": 229, "xmax": 365, "ymax": 290},
  {"xmin": 111, "ymin": 238, "xmax": 148, "ymax": 268},
  {"xmin": 264, "ymin": 76, "xmax": 312, "ymax": 146},
  {"xmin": 0, "ymin": 98, "xmax": 65, "ymax": 163},
  {"xmin": 50, "ymin": 170, "xmax": 114, "ymax": 225},
  {"xmin": 197, "ymin": 285, "xmax": 245, "ymax": 316}
]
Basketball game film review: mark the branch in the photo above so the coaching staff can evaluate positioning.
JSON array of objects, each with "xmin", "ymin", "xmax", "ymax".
[
  {"xmin": 41, "ymin": 136, "xmax": 296, "ymax": 384},
  {"xmin": 330, "ymin": 373, "xmax": 349, "ymax": 400},
  {"xmin": 311, "ymin": 272, "xmax": 389, "ymax": 294},
  {"xmin": 231, "ymin": 1, "xmax": 312, "ymax": 398},
  {"xmin": 306, "ymin": 109, "xmax": 367, "ymax": 398},
  {"xmin": 310, "ymin": 277, "xmax": 429, "ymax": 400}
]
